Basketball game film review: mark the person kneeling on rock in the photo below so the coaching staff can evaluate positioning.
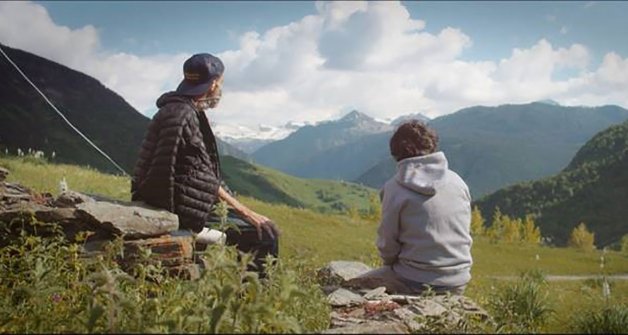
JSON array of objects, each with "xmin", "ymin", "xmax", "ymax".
[{"xmin": 349, "ymin": 120, "xmax": 473, "ymax": 295}]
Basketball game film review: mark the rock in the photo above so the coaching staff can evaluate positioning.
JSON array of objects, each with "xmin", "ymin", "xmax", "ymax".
[
  {"xmin": 408, "ymin": 298, "xmax": 448, "ymax": 317},
  {"xmin": 318, "ymin": 261, "xmax": 372, "ymax": 286},
  {"xmin": 121, "ymin": 234, "xmax": 195, "ymax": 267},
  {"xmin": 75, "ymin": 201, "xmax": 179, "ymax": 239},
  {"xmin": 53, "ymin": 190, "xmax": 96, "ymax": 208},
  {"xmin": 393, "ymin": 307, "xmax": 424, "ymax": 332},
  {"xmin": 363, "ymin": 286, "xmax": 388, "ymax": 301},
  {"xmin": 319, "ymin": 261, "xmax": 493, "ymax": 334},
  {"xmin": 327, "ymin": 288, "xmax": 366, "ymax": 307},
  {"xmin": 322, "ymin": 321, "xmax": 408, "ymax": 334}
]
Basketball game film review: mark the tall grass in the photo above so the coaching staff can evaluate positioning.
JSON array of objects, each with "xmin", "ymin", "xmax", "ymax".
[
  {"xmin": 487, "ymin": 269, "xmax": 553, "ymax": 333},
  {"xmin": 2, "ymin": 155, "xmax": 627, "ymax": 333},
  {"xmin": 0, "ymin": 219, "xmax": 330, "ymax": 333}
]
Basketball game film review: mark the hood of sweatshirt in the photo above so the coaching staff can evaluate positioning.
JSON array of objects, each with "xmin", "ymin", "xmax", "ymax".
[
  {"xmin": 395, "ymin": 151, "xmax": 448, "ymax": 196},
  {"xmin": 156, "ymin": 91, "xmax": 194, "ymax": 108}
]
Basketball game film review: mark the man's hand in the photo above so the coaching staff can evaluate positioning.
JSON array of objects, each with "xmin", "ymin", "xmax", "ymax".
[
  {"xmin": 241, "ymin": 209, "xmax": 280, "ymax": 240},
  {"xmin": 218, "ymin": 186, "xmax": 280, "ymax": 240}
]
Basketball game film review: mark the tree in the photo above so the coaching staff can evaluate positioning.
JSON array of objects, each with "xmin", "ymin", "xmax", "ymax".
[
  {"xmin": 366, "ymin": 193, "xmax": 381, "ymax": 221},
  {"xmin": 568, "ymin": 223, "xmax": 596, "ymax": 251},
  {"xmin": 470, "ymin": 206, "xmax": 486, "ymax": 237},
  {"xmin": 621, "ymin": 234, "xmax": 628, "ymax": 255},
  {"xmin": 487, "ymin": 207, "xmax": 506, "ymax": 243},
  {"xmin": 521, "ymin": 215, "xmax": 542, "ymax": 245},
  {"xmin": 502, "ymin": 217, "xmax": 522, "ymax": 243},
  {"xmin": 347, "ymin": 205, "xmax": 361, "ymax": 222}
]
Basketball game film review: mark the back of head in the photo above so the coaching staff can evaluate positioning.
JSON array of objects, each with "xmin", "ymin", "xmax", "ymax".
[
  {"xmin": 389, "ymin": 120, "xmax": 439, "ymax": 162},
  {"xmin": 176, "ymin": 53, "xmax": 225, "ymax": 97}
]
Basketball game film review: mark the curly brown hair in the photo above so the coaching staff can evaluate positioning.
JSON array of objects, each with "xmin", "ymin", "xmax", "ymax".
[{"xmin": 389, "ymin": 120, "xmax": 439, "ymax": 162}]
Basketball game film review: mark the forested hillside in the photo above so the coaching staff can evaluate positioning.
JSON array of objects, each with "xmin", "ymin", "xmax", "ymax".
[{"xmin": 475, "ymin": 120, "xmax": 628, "ymax": 247}]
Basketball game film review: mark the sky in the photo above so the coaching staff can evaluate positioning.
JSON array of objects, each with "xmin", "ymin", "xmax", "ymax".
[{"xmin": 1, "ymin": 1, "xmax": 628, "ymax": 131}]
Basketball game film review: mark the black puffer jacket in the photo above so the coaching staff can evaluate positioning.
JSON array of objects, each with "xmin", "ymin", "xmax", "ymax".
[{"xmin": 131, "ymin": 92, "xmax": 221, "ymax": 230}]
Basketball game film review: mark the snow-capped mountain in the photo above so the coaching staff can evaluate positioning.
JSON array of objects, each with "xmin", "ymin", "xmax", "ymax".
[{"xmin": 213, "ymin": 121, "xmax": 312, "ymax": 153}]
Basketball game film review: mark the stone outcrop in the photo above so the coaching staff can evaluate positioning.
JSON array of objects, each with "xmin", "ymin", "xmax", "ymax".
[
  {"xmin": 318, "ymin": 261, "xmax": 491, "ymax": 334},
  {"xmin": 0, "ymin": 168, "xmax": 199, "ymax": 279}
]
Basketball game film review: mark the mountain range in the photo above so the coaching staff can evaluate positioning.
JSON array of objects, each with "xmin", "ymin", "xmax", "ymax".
[
  {"xmin": 357, "ymin": 102, "xmax": 628, "ymax": 197},
  {"xmin": 252, "ymin": 110, "xmax": 394, "ymax": 180},
  {"xmin": 253, "ymin": 101, "xmax": 628, "ymax": 197}
]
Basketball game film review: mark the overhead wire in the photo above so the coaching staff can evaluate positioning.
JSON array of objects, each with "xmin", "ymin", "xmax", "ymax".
[{"xmin": 0, "ymin": 44, "xmax": 129, "ymax": 176}]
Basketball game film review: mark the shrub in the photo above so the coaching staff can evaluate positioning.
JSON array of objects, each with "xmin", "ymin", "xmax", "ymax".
[
  {"xmin": 0, "ymin": 218, "xmax": 330, "ymax": 333},
  {"xmin": 571, "ymin": 304, "xmax": 628, "ymax": 334},
  {"xmin": 488, "ymin": 269, "xmax": 553, "ymax": 333}
]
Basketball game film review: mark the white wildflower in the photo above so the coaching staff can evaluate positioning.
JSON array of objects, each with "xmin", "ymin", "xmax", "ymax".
[{"xmin": 59, "ymin": 177, "xmax": 68, "ymax": 193}]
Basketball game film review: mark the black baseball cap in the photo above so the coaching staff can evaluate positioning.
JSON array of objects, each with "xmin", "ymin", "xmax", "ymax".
[{"xmin": 176, "ymin": 53, "xmax": 225, "ymax": 96}]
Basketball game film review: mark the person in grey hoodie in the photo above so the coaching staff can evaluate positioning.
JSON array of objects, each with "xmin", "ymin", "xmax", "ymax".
[{"xmin": 350, "ymin": 120, "xmax": 472, "ymax": 295}]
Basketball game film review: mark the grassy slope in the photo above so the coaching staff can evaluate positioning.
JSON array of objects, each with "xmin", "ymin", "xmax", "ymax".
[
  {"xmin": 2, "ymin": 156, "xmax": 627, "ymax": 332},
  {"xmin": 221, "ymin": 155, "xmax": 378, "ymax": 214}
]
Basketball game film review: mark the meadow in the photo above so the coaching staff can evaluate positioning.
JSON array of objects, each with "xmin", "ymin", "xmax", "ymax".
[{"xmin": 1, "ymin": 155, "xmax": 626, "ymax": 333}]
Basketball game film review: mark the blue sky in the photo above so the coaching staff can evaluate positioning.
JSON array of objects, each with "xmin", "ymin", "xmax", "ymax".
[
  {"xmin": 2, "ymin": 1, "xmax": 628, "ymax": 134},
  {"xmin": 38, "ymin": 1, "xmax": 628, "ymax": 64}
]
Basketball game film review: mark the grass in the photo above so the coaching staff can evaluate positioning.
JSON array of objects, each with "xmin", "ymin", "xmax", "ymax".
[
  {"xmin": 222, "ymin": 155, "xmax": 378, "ymax": 214},
  {"xmin": 2, "ymin": 155, "xmax": 627, "ymax": 333}
]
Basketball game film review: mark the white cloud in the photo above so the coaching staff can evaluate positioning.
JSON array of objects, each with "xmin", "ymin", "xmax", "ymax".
[
  {"xmin": 1, "ymin": 0, "xmax": 627, "ymax": 130},
  {"xmin": 0, "ymin": 1, "xmax": 186, "ymax": 114}
]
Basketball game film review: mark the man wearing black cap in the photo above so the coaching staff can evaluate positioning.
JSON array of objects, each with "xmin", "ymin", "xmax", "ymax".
[{"xmin": 131, "ymin": 53, "xmax": 279, "ymax": 277}]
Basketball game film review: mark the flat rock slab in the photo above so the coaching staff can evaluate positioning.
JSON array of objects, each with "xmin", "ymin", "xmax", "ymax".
[
  {"xmin": 322, "ymin": 321, "xmax": 408, "ymax": 334},
  {"xmin": 328, "ymin": 288, "xmax": 366, "ymax": 307},
  {"xmin": 318, "ymin": 261, "xmax": 373, "ymax": 286},
  {"xmin": 76, "ymin": 201, "xmax": 179, "ymax": 239}
]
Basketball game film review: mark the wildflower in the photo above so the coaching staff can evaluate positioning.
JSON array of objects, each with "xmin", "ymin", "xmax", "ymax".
[
  {"xmin": 535, "ymin": 254, "xmax": 540, "ymax": 261},
  {"xmin": 59, "ymin": 177, "xmax": 68, "ymax": 193},
  {"xmin": 50, "ymin": 293, "xmax": 62, "ymax": 303}
]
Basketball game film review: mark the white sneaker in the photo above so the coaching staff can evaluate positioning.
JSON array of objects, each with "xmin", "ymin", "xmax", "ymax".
[{"xmin": 195, "ymin": 227, "xmax": 226, "ymax": 245}]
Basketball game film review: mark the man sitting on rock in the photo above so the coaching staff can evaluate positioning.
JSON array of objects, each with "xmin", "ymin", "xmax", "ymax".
[
  {"xmin": 349, "ymin": 120, "xmax": 473, "ymax": 295},
  {"xmin": 131, "ymin": 53, "xmax": 280, "ymax": 277}
]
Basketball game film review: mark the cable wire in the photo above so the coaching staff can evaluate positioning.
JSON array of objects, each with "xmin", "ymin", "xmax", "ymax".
[{"xmin": 0, "ymin": 44, "xmax": 129, "ymax": 176}]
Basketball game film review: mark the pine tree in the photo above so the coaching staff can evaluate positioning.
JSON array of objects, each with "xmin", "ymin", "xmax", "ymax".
[
  {"xmin": 521, "ymin": 215, "xmax": 542, "ymax": 245},
  {"xmin": 568, "ymin": 222, "xmax": 596, "ymax": 251},
  {"xmin": 470, "ymin": 206, "xmax": 486, "ymax": 237}
]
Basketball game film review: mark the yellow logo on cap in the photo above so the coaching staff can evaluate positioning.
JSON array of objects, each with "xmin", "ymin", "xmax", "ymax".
[{"xmin": 184, "ymin": 72, "xmax": 201, "ymax": 80}]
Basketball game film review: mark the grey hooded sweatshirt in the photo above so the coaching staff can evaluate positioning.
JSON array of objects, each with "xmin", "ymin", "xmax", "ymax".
[{"xmin": 377, "ymin": 151, "xmax": 473, "ymax": 287}]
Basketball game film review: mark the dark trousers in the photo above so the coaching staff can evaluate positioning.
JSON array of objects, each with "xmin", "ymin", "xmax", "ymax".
[{"xmin": 204, "ymin": 210, "xmax": 279, "ymax": 279}]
